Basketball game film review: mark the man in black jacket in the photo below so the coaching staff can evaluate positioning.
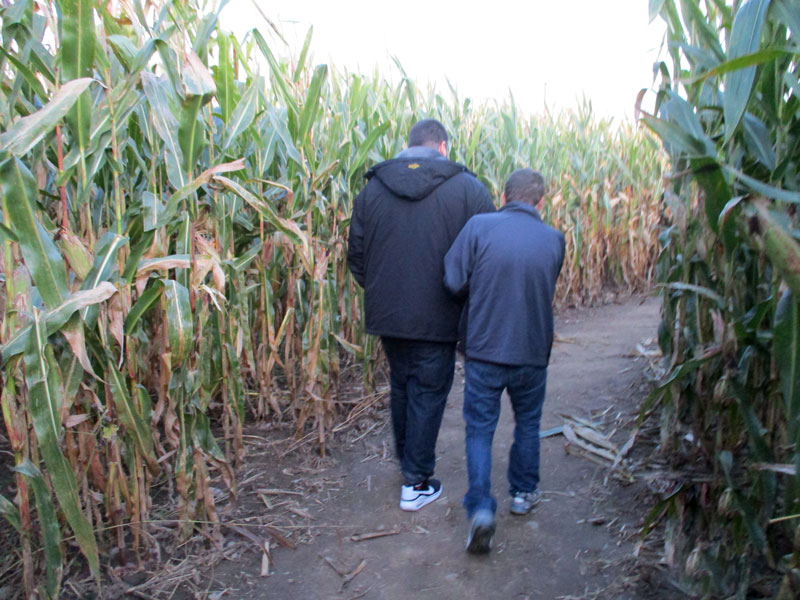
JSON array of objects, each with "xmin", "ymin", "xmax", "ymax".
[
  {"xmin": 348, "ymin": 119, "xmax": 494, "ymax": 511},
  {"xmin": 444, "ymin": 168, "xmax": 565, "ymax": 553}
]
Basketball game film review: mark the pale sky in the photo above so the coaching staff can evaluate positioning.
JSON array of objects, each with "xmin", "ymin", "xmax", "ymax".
[{"xmin": 219, "ymin": 1, "xmax": 666, "ymax": 121}]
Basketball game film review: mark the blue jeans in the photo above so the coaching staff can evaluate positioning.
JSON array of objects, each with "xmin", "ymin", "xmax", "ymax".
[
  {"xmin": 462, "ymin": 359, "xmax": 547, "ymax": 518},
  {"xmin": 381, "ymin": 338, "xmax": 456, "ymax": 485}
]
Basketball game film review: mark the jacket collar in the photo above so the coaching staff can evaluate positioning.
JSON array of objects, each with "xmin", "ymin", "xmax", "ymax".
[
  {"xmin": 501, "ymin": 201, "xmax": 542, "ymax": 221},
  {"xmin": 394, "ymin": 146, "xmax": 446, "ymax": 160}
]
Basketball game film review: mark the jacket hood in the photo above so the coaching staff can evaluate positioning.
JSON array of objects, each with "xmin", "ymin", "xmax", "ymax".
[{"xmin": 366, "ymin": 146, "xmax": 469, "ymax": 201}]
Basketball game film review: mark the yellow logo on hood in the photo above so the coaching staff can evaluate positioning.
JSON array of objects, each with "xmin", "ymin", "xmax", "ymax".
[{"xmin": 408, "ymin": 163, "xmax": 420, "ymax": 169}]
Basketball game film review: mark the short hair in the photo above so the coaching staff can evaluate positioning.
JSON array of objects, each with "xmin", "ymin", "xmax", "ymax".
[
  {"xmin": 505, "ymin": 168, "xmax": 545, "ymax": 205},
  {"xmin": 408, "ymin": 119, "xmax": 448, "ymax": 148}
]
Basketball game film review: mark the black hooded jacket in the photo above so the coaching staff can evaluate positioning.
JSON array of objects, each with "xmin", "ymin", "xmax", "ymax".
[{"xmin": 347, "ymin": 146, "xmax": 494, "ymax": 342}]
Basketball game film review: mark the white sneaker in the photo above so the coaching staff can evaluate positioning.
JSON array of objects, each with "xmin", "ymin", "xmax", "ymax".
[{"xmin": 399, "ymin": 478, "xmax": 442, "ymax": 511}]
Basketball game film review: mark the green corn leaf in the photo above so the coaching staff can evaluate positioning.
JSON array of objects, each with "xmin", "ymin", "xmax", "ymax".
[
  {"xmin": 79, "ymin": 232, "xmax": 127, "ymax": 329},
  {"xmin": 25, "ymin": 311, "xmax": 99, "ymax": 578},
  {"xmin": 227, "ymin": 239, "xmax": 263, "ymax": 272},
  {"xmin": 267, "ymin": 106, "xmax": 303, "ymax": 167},
  {"xmin": 15, "ymin": 458, "xmax": 63, "ymax": 597},
  {"xmin": 0, "ymin": 78, "xmax": 94, "ymax": 157},
  {"xmin": 293, "ymin": 26, "xmax": 314, "ymax": 84},
  {"xmin": 296, "ymin": 64, "xmax": 328, "ymax": 146},
  {"xmin": 0, "ymin": 154, "xmax": 68, "ymax": 307},
  {"xmin": 690, "ymin": 157, "xmax": 733, "ymax": 242},
  {"xmin": 682, "ymin": 48, "xmax": 794, "ymax": 85},
  {"xmin": 60, "ymin": 0, "xmax": 95, "ymax": 153},
  {"xmin": 213, "ymin": 175, "xmax": 307, "ymax": 249},
  {"xmin": 0, "ymin": 220, "xmax": 18, "ymax": 242},
  {"xmin": 106, "ymin": 361, "xmax": 160, "ymax": 474},
  {"xmin": 142, "ymin": 191, "xmax": 165, "ymax": 232},
  {"xmin": 141, "ymin": 72, "xmax": 185, "ymax": 189},
  {"xmin": 178, "ymin": 94, "xmax": 205, "ymax": 177},
  {"xmin": 124, "ymin": 280, "xmax": 164, "ymax": 335},
  {"xmin": 0, "ymin": 493, "xmax": 21, "ymax": 533},
  {"xmin": 0, "ymin": 45, "xmax": 48, "ymax": 100},
  {"xmin": 222, "ymin": 81, "xmax": 258, "ymax": 151},
  {"xmin": 213, "ymin": 32, "xmax": 237, "ymax": 123},
  {"xmin": 107, "ymin": 34, "xmax": 138, "ymax": 71},
  {"xmin": 719, "ymin": 448, "xmax": 769, "ymax": 553},
  {"xmin": 1, "ymin": 282, "xmax": 117, "ymax": 364},
  {"xmin": 725, "ymin": 166, "xmax": 800, "ymax": 203},
  {"xmin": 163, "ymin": 279, "xmax": 193, "ymax": 365},
  {"xmin": 649, "ymin": 0, "xmax": 667, "ymax": 23},
  {"xmin": 729, "ymin": 379, "xmax": 774, "ymax": 462},
  {"xmin": 774, "ymin": 0, "xmax": 800, "ymax": 46},
  {"xmin": 81, "ymin": 232, "xmax": 127, "ymax": 292},
  {"xmin": 660, "ymin": 281, "xmax": 725, "ymax": 308},
  {"xmin": 252, "ymin": 29, "xmax": 299, "ymax": 118},
  {"xmin": 159, "ymin": 158, "xmax": 246, "ymax": 226},
  {"xmin": 122, "ymin": 230, "xmax": 155, "ymax": 283},
  {"xmin": 775, "ymin": 291, "xmax": 800, "ymax": 439},
  {"xmin": 724, "ymin": 0, "xmax": 771, "ymax": 140},
  {"xmin": 176, "ymin": 213, "xmax": 190, "ymax": 291},
  {"xmin": 179, "ymin": 53, "xmax": 216, "ymax": 177},
  {"xmin": 350, "ymin": 121, "xmax": 391, "ymax": 177},
  {"xmin": 742, "ymin": 112, "xmax": 776, "ymax": 170}
]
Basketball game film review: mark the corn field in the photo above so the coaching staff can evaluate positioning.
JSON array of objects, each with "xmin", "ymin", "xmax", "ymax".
[
  {"xmin": 0, "ymin": 0, "xmax": 665, "ymax": 596},
  {"xmin": 642, "ymin": 0, "xmax": 800, "ymax": 597}
]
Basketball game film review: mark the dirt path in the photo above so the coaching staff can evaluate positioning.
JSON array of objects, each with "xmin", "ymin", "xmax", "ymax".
[{"xmin": 207, "ymin": 295, "xmax": 661, "ymax": 600}]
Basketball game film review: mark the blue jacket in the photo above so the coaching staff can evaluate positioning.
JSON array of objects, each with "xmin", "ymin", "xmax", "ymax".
[
  {"xmin": 443, "ymin": 202, "xmax": 565, "ymax": 366},
  {"xmin": 347, "ymin": 146, "xmax": 494, "ymax": 341}
]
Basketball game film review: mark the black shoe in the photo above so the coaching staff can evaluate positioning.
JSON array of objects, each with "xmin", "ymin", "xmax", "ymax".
[{"xmin": 466, "ymin": 509, "xmax": 496, "ymax": 554}]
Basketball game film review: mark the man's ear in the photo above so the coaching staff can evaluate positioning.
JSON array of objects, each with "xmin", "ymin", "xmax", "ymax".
[
  {"xmin": 438, "ymin": 140, "xmax": 447, "ymax": 157},
  {"xmin": 501, "ymin": 192, "xmax": 507, "ymax": 205}
]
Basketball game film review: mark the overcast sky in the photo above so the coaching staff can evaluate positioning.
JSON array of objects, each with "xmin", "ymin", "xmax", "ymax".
[{"xmin": 219, "ymin": 1, "xmax": 667, "ymax": 121}]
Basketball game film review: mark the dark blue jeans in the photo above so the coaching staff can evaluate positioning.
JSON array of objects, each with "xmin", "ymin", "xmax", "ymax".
[
  {"xmin": 462, "ymin": 359, "xmax": 547, "ymax": 518},
  {"xmin": 381, "ymin": 337, "xmax": 456, "ymax": 485}
]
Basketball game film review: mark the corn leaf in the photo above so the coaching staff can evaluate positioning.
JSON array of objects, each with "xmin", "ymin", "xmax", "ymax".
[
  {"xmin": 15, "ymin": 459, "xmax": 63, "ymax": 597},
  {"xmin": 724, "ymin": 0, "xmax": 771, "ymax": 140},
  {"xmin": 60, "ymin": 0, "xmax": 95, "ymax": 153},
  {"xmin": 775, "ymin": 291, "xmax": 800, "ymax": 438},
  {"xmin": 0, "ymin": 78, "xmax": 94, "ymax": 157},
  {"xmin": 179, "ymin": 53, "xmax": 215, "ymax": 176},
  {"xmin": 124, "ymin": 280, "xmax": 164, "ymax": 335},
  {"xmin": 213, "ymin": 32, "xmax": 237, "ymax": 123},
  {"xmin": 163, "ymin": 279, "xmax": 193, "ymax": 365},
  {"xmin": 141, "ymin": 72, "xmax": 185, "ymax": 189},
  {"xmin": 252, "ymin": 29, "xmax": 299, "ymax": 118},
  {"xmin": 107, "ymin": 361, "xmax": 160, "ymax": 474},
  {"xmin": 296, "ymin": 64, "xmax": 328, "ymax": 146},
  {"xmin": 222, "ymin": 81, "xmax": 258, "ymax": 151},
  {"xmin": 0, "ymin": 154, "xmax": 68, "ymax": 307},
  {"xmin": 1, "ymin": 282, "xmax": 117, "ymax": 363},
  {"xmin": 25, "ymin": 311, "xmax": 99, "ymax": 578},
  {"xmin": 0, "ymin": 493, "xmax": 21, "ymax": 533},
  {"xmin": 349, "ymin": 121, "xmax": 391, "ymax": 177}
]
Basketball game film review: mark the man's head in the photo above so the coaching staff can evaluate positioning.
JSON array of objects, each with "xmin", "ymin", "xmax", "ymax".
[
  {"xmin": 408, "ymin": 119, "xmax": 448, "ymax": 157},
  {"xmin": 503, "ymin": 168, "xmax": 546, "ymax": 208}
]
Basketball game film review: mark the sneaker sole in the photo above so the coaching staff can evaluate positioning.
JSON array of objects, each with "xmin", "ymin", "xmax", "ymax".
[
  {"xmin": 510, "ymin": 504, "xmax": 533, "ymax": 515},
  {"xmin": 510, "ymin": 494, "xmax": 541, "ymax": 515},
  {"xmin": 466, "ymin": 522, "xmax": 495, "ymax": 554},
  {"xmin": 399, "ymin": 487, "xmax": 442, "ymax": 511}
]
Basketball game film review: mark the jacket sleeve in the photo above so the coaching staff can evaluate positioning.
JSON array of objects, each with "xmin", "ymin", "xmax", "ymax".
[
  {"xmin": 555, "ymin": 232, "xmax": 566, "ymax": 279},
  {"xmin": 472, "ymin": 179, "xmax": 496, "ymax": 215},
  {"xmin": 347, "ymin": 189, "xmax": 367, "ymax": 288},
  {"xmin": 443, "ymin": 219, "xmax": 476, "ymax": 300}
]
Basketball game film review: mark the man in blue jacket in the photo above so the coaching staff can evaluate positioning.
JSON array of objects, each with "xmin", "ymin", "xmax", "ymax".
[
  {"xmin": 348, "ymin": 119, "xmax": 494, "ymax": 511},
  {"xmin": 443, "ymin": 168, "xmax": 565, "ymax": 553}
]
